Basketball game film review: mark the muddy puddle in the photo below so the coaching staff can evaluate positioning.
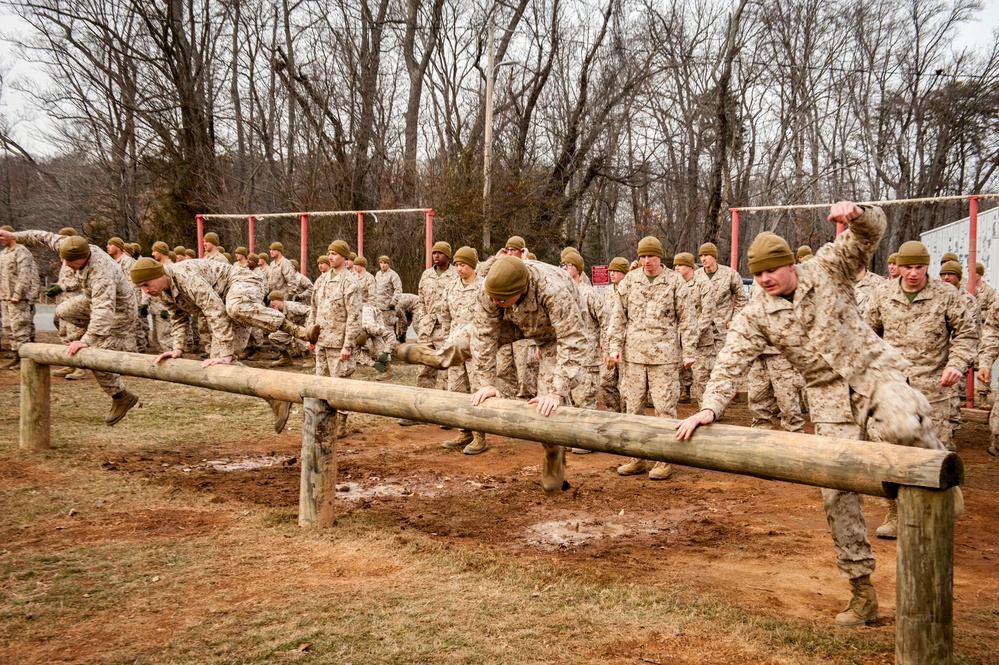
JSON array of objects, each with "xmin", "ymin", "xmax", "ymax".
[{"xmin": 525, "ymin": 517, "xmax": 663, "ymax": 549}]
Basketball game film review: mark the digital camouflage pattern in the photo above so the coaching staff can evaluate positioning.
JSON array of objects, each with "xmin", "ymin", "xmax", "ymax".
[
  {"xmin": 693, "ymin": 263, "xmax": 747, "ymax": 343},
  {"xmin": 265, "ymin": 255, "xmax": 299, "ymax": 295},
  {"xmin": 417, "ymin": 264, "xmax": 457, "ymax": 389},
  {"xmin": 307, "ymin": 268, "xmax": 362, "ymax": 354},
  {"xmin": 853, "ymin": 270, "xmax": 884, "ymax": 315},
  {"xmin": 0, "ymin": 241, "xmax": 38, "ymax": 353},
  {"xmin": 606, "ymin": 267, "xmax": 697, "ymax": 365}
]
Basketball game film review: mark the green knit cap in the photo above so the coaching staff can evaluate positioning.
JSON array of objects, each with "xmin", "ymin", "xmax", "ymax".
[
  {"xmin": 637, "ymin": 236, "xmax": 664, "ymax": 258},
  {"xmin": 327, "ymin": 240, "xmax": 350, "ymax": 258},
  {"xmin": 484, "ymin": 256, "xmax": 529, "ymax": 300},
  {"xmin": 940, "ymin": 251, "xmax": 959, "ymax": 264},
  {"xmin": 453, "ymin": 246, "xmax": 478, "ymax": 268},
  {"xmin": 130, "ymin": 257, "xmax": 164, "ymax": 283},
  {"xmin": 672, "ymin": 252, "xmax": 695, "ymax": 269},
  {"xmin": 203, "ymin": 232, "xmax": 220, "ymax": 245},
  {"xmin": 747, "ymin": 233, "xmax": 794, "ymax": 274},
  {"xmin": 940, "ymin": 261, "xmax": 962, "ymax": 279},
  {"xmin": 896, "ymin": 241, "xmax": 930, "ymax": 267},
  {"xmin": 59, "ymin": 236, "xmax": 91, "ymax": 261},
  {"xmin": 608, "ymin": 257, "xmax": 630, "ymax": 273},
  {"xmin": 698, "ymin": 242, "xmax": 718, "ymax": 258}
]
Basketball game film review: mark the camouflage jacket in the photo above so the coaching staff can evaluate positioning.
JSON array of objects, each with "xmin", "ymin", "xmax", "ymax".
[
  {"xmin": 866, "ymin": 276, "xmax": 978, "ymax": 401},
  {"xmin": 205, "ymin": 250, "xmax": 229, "ymax": 265},
  {"xmin": 694, "ymin": 263, "xmax": 747, "ymax": 341},
  {"xmin": 417, "ymin": 264, "xmax": 457, "ymax": 341},
  {"xmin": 606, "ymin": 267, "xmax": 697, "ymax": 364},
  {"xmin": 396, "ymin": 292, "xmax": 420, "ymax": 335},
  {"xmin": 853, "ymin": 270, "xmax": 884, "ymax": 315},
  {"xmin": 283, "ymin": 299, "xmax": 310, "ymax": 325},
  {"xmin": 979, "ymin": 299, "xmax": 999, "ymax": 369},
  {"xmin": 576, "ymin": 278, "xmax": 605, "ymax": 367},
  {"xmin": 157, "ymin": 260, "xmax": 261, "ymax": 357},
  {"xmin": 266, "ymin": 255, "xmax": 298, "ymax": 294},
  {"xmin": 441, "ymin": 274, "xmax": 483, "ymax": 333},
  {"xmin": 470, "ymin": 260, "xmax": 586, "ymax": 398},
  {"xmin": 374, "ymin": 268, "xmax": 403, "ymax": 310},
  {"xmin": 976, "ymin": 280, "xmax": 996, "ymax": 318},
  {"xmin": 289, "ymin": 272, "xmax": 314, "ymax": 304},
  {"xmin": 307, "ymin": 268, "xmax": 361, "ymax": 350},
  {"xmin": 683, "ymin": 271, "xmax": 716, "ymax": 348},
  {"xmin": 0, "ymin": 243, "xmax": 38, "ymax": 301},
  {"xmin": 355, "ymin": 269, "xmax": 377, "ymax": 305},
  {"xmin": 16, "ymin": 230, "xmax": 136, "ymax": 347},
  {"xmin": 701, "ymin": 207, "xmax": 913, "ymax": 424}
]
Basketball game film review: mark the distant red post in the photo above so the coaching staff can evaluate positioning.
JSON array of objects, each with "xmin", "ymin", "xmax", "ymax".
[
  {"xmin": 299, "ymin": 213, "xmax": 309, "ymax": 274},
  {"xmin": 357, "ymin": 211, "xmax": 364, "ymax": 257},
  {"xmin": 195, "ymin": 215, "xmax": 204, "ymax": 258},
  {"xmin": 729, "ymin": 208, "xmax": 739, "ymax": 270},
  {"xmin": 425, "ymin": 209, "xmax": 434, "ymax": 269},
  {"xmin": 967, "ymin": 196, "xmax": 979, "ymax": 408},
  {"xmin": 248, "ymin": 215, "xmax": 255, "ymax": 253}
]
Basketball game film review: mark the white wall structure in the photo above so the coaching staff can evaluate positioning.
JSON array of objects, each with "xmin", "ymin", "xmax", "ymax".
[{"xmin": 920, "ymin": 206, "xmax": 999, "ymax": 282}]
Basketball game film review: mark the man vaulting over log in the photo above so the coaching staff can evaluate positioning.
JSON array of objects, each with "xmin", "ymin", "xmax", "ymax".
[
  {"xmin": 397, "ymin": 254, "xmax": 588, "ymax": 494},
  {"xmin": 675, "ymin": 201, "xmax": 963, "ymax": 628},
  {"xmin": 0, "ymin": 228, "xmax": 140, "ymax": 425},
  {"xmin": 128, "ymin": 257, "xmax": 319, "ymax": 434}
]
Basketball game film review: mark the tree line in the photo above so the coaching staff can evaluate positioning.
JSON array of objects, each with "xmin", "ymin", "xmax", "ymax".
[{"xmin": 1, "ymin": 0, "xmax": 997, "ymax": 290}]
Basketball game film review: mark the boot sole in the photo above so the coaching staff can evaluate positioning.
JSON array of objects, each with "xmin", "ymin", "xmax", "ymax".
[{"xmin": 106, "ymin": 394, "xmax": 140, "ymax": 426}]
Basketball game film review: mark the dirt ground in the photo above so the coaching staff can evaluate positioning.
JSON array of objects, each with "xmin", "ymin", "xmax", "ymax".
[{"xmin": 2, "ymin": 336, "xmax": 998, "ymax": 663}]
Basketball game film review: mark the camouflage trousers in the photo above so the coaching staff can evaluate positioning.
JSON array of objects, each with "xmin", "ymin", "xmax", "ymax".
[
  {"xmin": 513, "ymin": 339, "xmax": 539, "ymax": 399},
  {"xmin": 437, "ymin": 325, "xmax": 516, "ymax": 398},
  {"xmin": 417, "ymin": 324, "xmax": 448, "ymax": 390},
  {"xmin": 816, "ymin": 380, "xmax": 946, "ymax": 580},
  {"xmin": 599, "ymin": 361, "xmax": 622, "ymax": 412},
  {"xmin": 355, "ymin": 306, "xmax": 397, "ymax": 368},
  {"xmin": 747, "ymin": 353, "xmax": 805, "ymax": 433},
  {"xmin": 148, "ymin": 300, "xmax": 173, "ymax": 353},
  {"xmin": 380, "ymin": 308, "xmax": 397, "ymax": 331},
  {"xmin": 315, "ymin": 345, "xmax": 356, "ymax": 379},
  {"xmin": 568, "ymin": 365, "xmax": 600, "ymax": 410},
  {"xmin": 621, "ymin": 362, "xmax": 679, "ymax": 419},
  {"xmin": 691, "ymin": 340, "xmax": 719, "ymax": 402},
  {"xmin": 1, "ymin": 299, "xmax": 34, "ymax": 352},
  {"xmin": 990, "ymin": 396, "xmax": 999, "ymax": 448},
  {"xmin": 56, "ymin": 295, "xmax": 136, "ymax": 397}
]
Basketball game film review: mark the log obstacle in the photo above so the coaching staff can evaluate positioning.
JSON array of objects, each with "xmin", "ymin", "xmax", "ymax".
[{"xmin": 16, "ymin": 343, "xmax": 961, "ymax": 664}]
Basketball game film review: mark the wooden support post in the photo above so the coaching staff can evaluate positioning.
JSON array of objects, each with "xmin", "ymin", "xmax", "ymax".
[
  {"xmin": 896, "ymin": 485, "xmax": 954, "ymax": 665},
  {"xmin": 299, "ymin": 398, "xmax": 338, "ymax": 527},
  {"xmin": 19, "ymin": 358, "xmax": 50, "ymax": 450}
]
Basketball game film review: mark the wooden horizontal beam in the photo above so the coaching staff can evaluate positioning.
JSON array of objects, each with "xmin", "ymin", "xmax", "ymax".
[{"xmin": 18, "ymin": 343, "xmax": 962, "ymax": 497}]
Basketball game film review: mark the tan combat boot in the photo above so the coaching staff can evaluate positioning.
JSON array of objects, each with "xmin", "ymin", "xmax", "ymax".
[
  {"xmin": 1, "ymin": 353, "xmax": 20, "ymax": 370},
  {"xmin": 106, "ymin": 391, "xmax": 139, "ymax": 426},
  {"xmin": 52, "ymin": 366, "xmax": 74, "ymax": 378},
  {"xmin": 540, "ymin": 444, "xmax": 567, "ymax": 494},
  {"xmin": 270, "ymin": 351, "xmax": 293, "ymax": 368},
  {"xmin": 395, "ymin": 343, "xmax": 444, "ymax": 369},
  {"xmin": 876, "ymin": 500, "xmax": 897, "ymax": 539},
  {"xmin": 65, "ymin": 368, "xmax": 89, "ymax": 380},
  {"xmin": 267, "ymin": 399, "xmax": 291, "ymax": 434},
  {"xmin": 617, "ymin": 458, "xmax": 653, "ymax": 476},
  {"xmin": 463, "ymin": 432, "xmax": 488, "ymax": 455},
  {"xmin": 835, "ymin": 575, "xmax": 879, "ymax": 627},
  {"xmin": 649, "ymin": 462, "xmax": 673, "ymax": 480},
  {"xmin": 280, "ymin": 319, "xmax": 320, "ymax": 344},
  {"xmin": 375, "ymin": 361, "xmax": 393, "ymax": 381},
  {"xmin": 335, "ymin": 411, "xmax": 349, "ymax": 439},
  {"xmin": 355, "ymin": 330, "xmax": 369, "ymax": 346},
  {"xmin": 441, "ymin": 429, "xmax": 474, "ymax": 449}
]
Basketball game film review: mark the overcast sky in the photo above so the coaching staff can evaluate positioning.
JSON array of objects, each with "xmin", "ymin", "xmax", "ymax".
[{"xmin": 1, "ymin": 1, "xmax": 998, "ymax": 157}]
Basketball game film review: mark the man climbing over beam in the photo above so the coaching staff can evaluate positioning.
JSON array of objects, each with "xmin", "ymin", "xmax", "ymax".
[{"xmin": 674, "ymin": 201, "xmax": 958, "ymax": 628}]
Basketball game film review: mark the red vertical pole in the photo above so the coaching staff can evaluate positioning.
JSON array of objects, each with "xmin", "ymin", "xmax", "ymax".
[
  {"xmin": 196, "ymin": 215, "xmax": 204, "ymax": 258},
  {"xmin": 425, "ymin": 209, "xmax": 434, "ymax": 269},
  {"xmin": 729, "ymin": 208, "xmax": 739, "ymax": 270},
  {"xmin": 967, "ymin": 196, "xmax": 979, "ymax": 408},
  {"xmin": 299, "ymin": 213, "xmax": 308, "ymax": 275},
  {"xmin": 247, "ymin": 215, "xmax": 255, "ymax": 254},
  {"xmin": 357, "ymin": 211, "xmax": 364, "ymax": 257}
]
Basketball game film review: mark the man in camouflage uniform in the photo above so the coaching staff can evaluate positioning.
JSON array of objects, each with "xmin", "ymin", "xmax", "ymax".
[
  {"xmin": 599, "ymin": 257, "xmax": 629, "ymax": 413},
  {"xmin": 973, "ymin": 263, "xmax": 996, "ymax": 406},
  {"xmin": 675, "ymin": 203, "xmax": 955, "ymax": 628},
  {"xmin": 694, "ymin": 241, "xmax": 747, "ymax": 397},
  {"xmin": 106, "ymin": 237, "xmax": 148, "ymax": 353},
  {"xmin": 0, "ymin": 225, "xmax": 39, "ymax": 369},
  {"xmin": 266, "ymin": 290, "xmax": 311, "ymax": 367},
  {"xmin": 3, "ymin": 228, "xmax": 141, "ymax": 425},
  {"xmin": 415, "ymin": 241, "xmax": 457, "ymax": 393},
  {"xmin": 202, "ymin": 233, "xmax": 229, "ymax": 264},
  {"xmin": 394, "ymin": 292, "xmax": 419, "ymax": 343},
  {"xmin": 853, "ymin": 265, "xmax": 883, "ymax": 315},
  {"xmin": 265, "ymin": 242, "xmax": 298, "ymax": 296},
  {"xmin": 939, "ymin": 260, "xmax": 982, "ymax": 443},
  {"xmin": 352, "ymin": 256, "xmax": 377, "ymax": 306},
  {"xmin": 561, "ymin": 248, "xmax": 605, "ymax": 454},
  {"xmin": 234, "ymin": 247, "xmax": 249, "ymax": 268},
  {"xmin": 147, "ymin": 241, "xmax": 174, "ymax": 352},
  {"xmin": 436, "ymin": 246, "xmax": 488, "ymax": 454},
  {"xmin": 307, "ymin": 240, "xmax": 362, "ymax": 438},
  {"xmin": 375, "ymin": 255, "xmax": 403, "ymax": 330},
  {"xmin": 131, "ymin": 257, "xmax": 317, "ymax": 433},
  {"xmin": 47, "ymin": 228, "xmax": 88, "ymax": 379},
  {"xmin": 886, "ymin": 253, "xmax": 899, "ymax": 280},
  {"xmin": 797, "ymin": 245, "xmax": 813, "ymax": 262},
  {"xmin": 977, "ymin": 297, "xmax": 999, "ymax": 456},
  {"xmin": 607, "ymin": 236, "xmax": 697, "ymax": 481},
  {"xmin": 674, "ymin": 252, "xmax": 717, "ymax": 403}
]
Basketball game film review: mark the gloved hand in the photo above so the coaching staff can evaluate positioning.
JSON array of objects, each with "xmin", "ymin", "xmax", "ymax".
[
  {"xmin": 159, "ymin": 309, "xmax": 169, "ymax": 319},
  {"xmin": 377, "ymin": 353, "xmax": 389, "ymax": 363},
  {"xmin": 139, "ymin": 304, "xmax": 148, "ymax": 317},
  {"xmin": 46, "ymin": 283, "xmax": 62, "ymax": 298}
]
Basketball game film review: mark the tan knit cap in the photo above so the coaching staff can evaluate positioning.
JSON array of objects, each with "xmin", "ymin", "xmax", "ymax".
[
  {"xmin": 637, "ymin": 236, "xmax": 664, "ymax": 258},
  {"xmin": 896, "ymin": 241, "xmax": 930, "ymax": 266},
  {"xmin": 940, "ymin": 251, "xmax": 959, "ymax": 264},
  {"xmin": 223, "ymin": 253, "xmax": 233, "ymax": 263},
  {"xmin": 203, "ymin": 232, "xmax": 220, "ymax": 245},
  {"xmin": 269, "ymin": 241, "xmax": 284, "ymax": 252},
  {"xmin": 129, "ymin": 257, "xmax": 164, "ymax": 283},
  {"xmin": 977, "ymin": 262, "xmax": 985, "ymax": 276},
  {"xmin": 562, "ymin": 249, "xmax": 584, "ymax": 273},
  {"xmin": 431, "ymin": 241, "xmax": 452, "ymax": 259},
  {"xmin": 185, "ymin": 249, "xmax": 196, "ymax": 258},
  {"xmin": 168, "ymin": 251, "xmax": 177, "ymax": 262},
  {"xmin": 152, "ymin": 241, "xmax": 170, "ymax": 254},
  {"xmin": 59, "ymin": 236, "xmax": 91, "ymax": 261},
  {"xmin": 796, "ymin": 245, "xmax": 813, "ymax": 259},
  {"xmin": 58, "ymin": 227, "xmax": 77, "ymax": 236},
  {"xmin": 378, "ymin": 255, "xmax": 391, "ymax": 264},
  {"xmin": 108, "ymin": 237, "xmax": 126, "ymax": 250},
  {"xmin": 268, "ymin": 290, "xmax": 285, "ymax": 301},
  {"xmin": 505, "ymin": 235, "xmax": 526, "ymax": 250},
  {"xmin": 174, "ymin": 245, "xmax": 186, "ymax": 254},
  {"xmin": 609, "ymin": 257, "xmax": 630, "ymax": 273},
  {"xmin": 747, "ymin": 233, "xmax": 794, "ymax": 274},
  {"xmin": 290, "ymin": 259, "xmax": 300, "ymax": 270},
  {"xmin": 698, "ymin": 242, "xmax": 718, "ymax": 258},
  {"xmin": 453, "ymin": 246, "xmax": 478, "ymax": 268},
  {"xmin": 888, "ymin": 253, "xmax": 899, "ymax": 265},
  {"xmin": 327, "ymin": 240, "xmax": 350, "ymax": 257},
  {"xmin": 353, "ymin": 256, "xmax": 367, "ymax": 268},
  {"xmin": 940, "ymin": 261, "xmax": 963, "ymax": 278},
  {"xmin": 526, "ymin": 252, "xmax": 537, "ymax": 261},
  {"xmin": 673, "ymin": 252, "xmax": 695, "ymax": 269},
  {"xmin": 0, "ymin": 225, "xmax": 14, "ymax": 232},
  {"xmin": 348, "ymin": 251, "xmax": 357, "ymax": 261},
  {"xmin": 484, "ymin": 256, "xmax": 529, "ymax": 300},
  {"xmin": 234, "ymin": 246, "xmax": 248, "ymax": 256}
]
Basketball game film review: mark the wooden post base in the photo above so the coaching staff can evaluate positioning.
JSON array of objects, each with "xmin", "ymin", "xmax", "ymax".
[
  {"xmin": 19, "ymin": 358, "xmax": 50, "ymax": 450},
  {"xmin": 299, "ymin": 398, "xmax": 338, "ymax": 527}
]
